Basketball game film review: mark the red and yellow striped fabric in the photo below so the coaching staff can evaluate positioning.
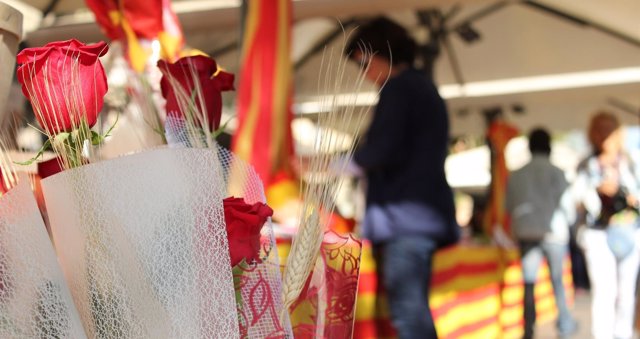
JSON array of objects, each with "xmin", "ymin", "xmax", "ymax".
[
  {"xmin": 277, "ymin": 240, "xmax": 573, "ymax": 339},
  {"xmin": 233, "ymin": 0, "xmax": 298, "ymax": 209}
]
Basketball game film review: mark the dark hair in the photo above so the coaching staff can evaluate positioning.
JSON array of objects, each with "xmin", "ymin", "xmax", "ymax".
[
  {"xmin": 345, "ymin": 17, "xmax": 417, "ymax": 66},
  {"xmin": 528, "ymin": 128, "xmax": 551, "ymax": 155}
]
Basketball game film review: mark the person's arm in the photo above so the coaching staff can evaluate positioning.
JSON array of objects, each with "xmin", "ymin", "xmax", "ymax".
[{"xmin": 353, "ymin": 82, "xmax": 409, "ymax": 171}]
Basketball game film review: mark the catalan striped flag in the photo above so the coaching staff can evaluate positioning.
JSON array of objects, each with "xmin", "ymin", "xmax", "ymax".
[
  {"xmin": 85, "ymin": 0, "xmax": 184, "ymax": 72},
  {"xmin": 233, "ymin": 0, "xmax": 298, "ymax": 209}
]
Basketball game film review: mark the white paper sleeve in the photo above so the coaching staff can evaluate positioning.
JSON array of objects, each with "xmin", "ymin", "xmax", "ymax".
[
  {"xmin": 0, "ymin": 178, "xmax": 87, "ymax": 339},
  {"xmin": 41, "ymin": 148, "xmax": 239, "ymax": 339}
]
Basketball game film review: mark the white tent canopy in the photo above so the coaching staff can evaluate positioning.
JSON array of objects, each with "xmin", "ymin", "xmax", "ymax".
[{"xmin": 5, "ymin": 0, "xmax": 640, "ymax": 137}]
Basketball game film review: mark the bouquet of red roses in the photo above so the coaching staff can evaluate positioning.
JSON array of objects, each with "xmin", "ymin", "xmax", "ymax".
[
  {"xmin": 159, "ymin": 55, "xmax": 293, "ymax": 339},
  {"xmin": 2, "ymin": 34, "xmax": 366, "ymax": 339},
  {"xmin": 3, "ymin": 40, "xmax": 241, "ymax": 338}
]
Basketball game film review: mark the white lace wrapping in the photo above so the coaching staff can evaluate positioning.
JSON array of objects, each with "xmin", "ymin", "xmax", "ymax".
[
  {"xmin": 0, "ymin": 179, "xmax": 87, "ymax": 338},
  {"xmin": 41, "ymin": 148, "xmax": 239, "ymax": 339}
]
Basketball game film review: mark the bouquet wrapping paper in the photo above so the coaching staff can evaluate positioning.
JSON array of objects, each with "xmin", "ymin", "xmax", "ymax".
[
  {"xmin": 290, "ymin": 232, "xmax": 362, "ymax": 339},
  {"xmin": 0, "ymin": 178, "xmax": 87, "ymax": 338},
  {"xmin": 41, "ymin": 148, "xmax": 239, "ymax": 339},
  {"xmin": 220, "ymin": 146, "xmax": 293, "ymax": 338}
]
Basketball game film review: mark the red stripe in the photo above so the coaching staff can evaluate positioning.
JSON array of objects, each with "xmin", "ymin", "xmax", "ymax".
[
  {"xmin": 234, "ymin": 1, "xmax": 289, "ymax": 186},
  {"xmin": 357, "ymin": 272, "xmax": 377, "ymax": 294},
  {"xmin": 352, "ymin": 320, "xmax": 378, "ymax": 339},
  {"xmin": 353, "ymin": 319, "xmax": 396, "ymax": 339},
  {"xmin": 431, "ymin": 261, "xmax": 499, "ymax": 286}
]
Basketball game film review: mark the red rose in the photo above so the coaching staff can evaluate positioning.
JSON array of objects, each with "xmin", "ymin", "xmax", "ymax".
[
  {"xmin": 158, "ymin": 55, "xmax": 234, "ymax": 132},
  {"xmin": 223, "ymin": 197, "xmax": 273, "ymax": 267},
  {"xmin": 16, "ymin": 39, "xmax": 109, "ymax": 134}
]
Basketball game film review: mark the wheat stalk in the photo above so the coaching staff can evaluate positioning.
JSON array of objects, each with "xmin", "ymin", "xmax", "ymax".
[{"xmin": 281, "ymin": 31, "xmax": 380, "ymax": 315}]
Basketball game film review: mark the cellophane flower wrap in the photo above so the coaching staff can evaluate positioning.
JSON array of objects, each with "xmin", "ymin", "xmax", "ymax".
[
  {"xmin": 289, "ymin": 232, "xmax": 362, "ymax": 339},
  {"xmin": 162, "ymin": 54, "xmax": 292, "ymax": 337},
  {"xmin": 0, "ymin": 178, "xmax": 87, "ymax": 338},
  {"xmin": 40, "ymin": 148, "xmax": 239, "ymax": 338}
]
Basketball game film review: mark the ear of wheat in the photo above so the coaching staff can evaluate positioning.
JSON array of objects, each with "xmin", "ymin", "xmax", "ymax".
[{"xmin": 281, "ymin": 33, "xmax": 381, "ymax": 314}]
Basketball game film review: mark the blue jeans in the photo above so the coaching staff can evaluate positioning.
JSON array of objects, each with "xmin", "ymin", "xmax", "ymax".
[
  {"xmin": 374, "ymin": 236, "xmax": 438, "ymax": 339},
  {"xmin": 520, "ymin": 241, "xmax": 576, "ymax": 337}
]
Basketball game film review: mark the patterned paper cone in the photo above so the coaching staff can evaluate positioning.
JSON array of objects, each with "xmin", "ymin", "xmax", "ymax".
[
  {"xmin": 41, "ymin": 148, "xmax": 239, "ymax": 339},
  {"xmin": 220, "ymin": 146, "xmax": 293, "ymax": 339},
  {"xmin": 0, "ymin": 178, "xmax": 87, "ymax": 338},
  {"xmin": 290, "ymin": 231, "xmax": 363, "ymax": 339}
]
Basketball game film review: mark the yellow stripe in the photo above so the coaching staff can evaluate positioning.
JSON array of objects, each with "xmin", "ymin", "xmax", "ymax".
[
  {"xmin": 458, "ymin": 324, "xmax": 502, "ymax": 339},
  {"xmin": 354, "ymin": 293, "xmax": 378, "ymax": 320},
  {"xmin": 432, "ymin": 247, "xmax": 519, "ymax": 271},
  {"xmin": 435, "ymin": 296, "xmax": 501, "ymax": 336},
  {"xmin": 502, "ymin": 326, "xmax": 524, "ymax": 339},
  {"xmin": 431, "ymin": 273, "xmax": 501, "ymax": 296},
  {"xmin": 359, "ymin": 246, "xmax": 377, "ymax": 273},
  {"xmin": 500, "ymin": 285, "xmax": 522, "ymax": 306},
  {"xmin": 502, "ymin": 264, "xmax": 523, "ymax": 284},
  {"xmin": 499, "ymin": 305, "xmax": 523, "ymax": 327}
]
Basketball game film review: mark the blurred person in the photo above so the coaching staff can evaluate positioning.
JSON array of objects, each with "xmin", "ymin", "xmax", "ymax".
[
  {"xmin": 572, "ymin": 111, "xmax": 640, "ymax": 339},
  {"xmin": 344, "ymin": 17, "xmax": 459, "ymax": 339},
  {"xmin": 506, "ymin": 128, "xmax": 578, "ymax": 339}
]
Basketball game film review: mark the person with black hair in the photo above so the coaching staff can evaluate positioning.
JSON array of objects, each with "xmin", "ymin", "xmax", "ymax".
[
  {"xmin": 506, "ymin": 128, "xmax": 578, "ymax": 339},
  {"xmin": 345, "ymin": 17, "xmax": 459, "ymax": 339}
]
